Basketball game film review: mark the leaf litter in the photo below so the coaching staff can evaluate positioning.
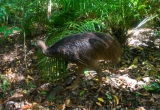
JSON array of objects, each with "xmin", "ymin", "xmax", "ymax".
[{"xmin": 0, "ymin": 28, "xmax": 160, "ymax": 109}]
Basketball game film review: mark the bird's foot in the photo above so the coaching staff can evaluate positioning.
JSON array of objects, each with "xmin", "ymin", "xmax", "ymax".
[{"xmin": 65, "ymin": 84, "xmax": 78, "ymax": 90}]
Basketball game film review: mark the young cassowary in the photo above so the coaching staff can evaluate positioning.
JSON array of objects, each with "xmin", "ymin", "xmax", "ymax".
[{"xmin": 37, "ymin": 32, "xmax": 122, "ymax": 90}]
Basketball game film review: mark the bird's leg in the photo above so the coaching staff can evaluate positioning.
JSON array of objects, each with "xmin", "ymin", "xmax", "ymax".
[
  {"xmin": 66, "ymin": 67, "xmax": 83, "ymax": 90},
  {"xmin": 95, "ymin": 66, "xmax": 103, "ymax": 89}
]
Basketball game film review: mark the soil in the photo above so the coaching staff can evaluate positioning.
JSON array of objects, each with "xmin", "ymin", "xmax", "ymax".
[{"xmin": 0, "ymin": 28, "xmax": 160, "ymax": 110}]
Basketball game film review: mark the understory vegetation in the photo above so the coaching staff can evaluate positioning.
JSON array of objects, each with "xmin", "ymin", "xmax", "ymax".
[{"xmin": 0, "ymin": 0, "xmax": 160, "ymax": 109}]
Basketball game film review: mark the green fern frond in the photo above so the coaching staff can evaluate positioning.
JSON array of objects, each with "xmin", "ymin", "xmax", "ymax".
[{"xmin": 37, "ymin": 56, "xmax": 68, "ymax": 83}]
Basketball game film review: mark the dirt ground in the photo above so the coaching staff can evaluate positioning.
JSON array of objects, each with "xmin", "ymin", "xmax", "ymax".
[{"xmin": 0, "ymin": 28, "xmax": 160, "ymax": 110}]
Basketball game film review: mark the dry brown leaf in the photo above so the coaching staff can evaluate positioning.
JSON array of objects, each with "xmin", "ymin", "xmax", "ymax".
[
  {"xmin": 134, "ymin": 107, "xmax": 146, "ymax": 110},
  {"xmin": 5, "ymin": 68, "xmax": 12, "ymax": 74},
  {"xmin": 65, "ymin": 97, "xmax": 71, "ymax": 106},
  {"xmin": 21, "ymin": 104, "xmax": 32, "ymax": 109},
  {"xmin": 56, "ymin": 104, "xmax": 65, "ymax": 110},
  {"xmin": 27, "ymin": 75, "xmax": 34, "ymax": 80}
]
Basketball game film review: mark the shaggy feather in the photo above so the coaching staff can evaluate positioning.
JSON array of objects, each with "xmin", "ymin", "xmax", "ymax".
[{"xmin": 37, "ymin": 32, "xmax": 122, "ymax": 90}]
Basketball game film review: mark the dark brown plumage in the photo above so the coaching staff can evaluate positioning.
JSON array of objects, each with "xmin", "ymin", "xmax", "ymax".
[{"xmin": 37, "ymin": 32, "xmax": 122, "ymax": 90}]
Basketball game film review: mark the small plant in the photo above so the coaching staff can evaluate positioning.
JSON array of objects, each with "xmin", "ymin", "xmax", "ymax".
[
  {"xmin": 0, "ymin": 74, "xmax": 10, "ymax": 97},
  {"xmin": 22, "ymin": 90, "xmax": 28, "ymax": 94},
  {"xmin": 135, "ymin": 92, "xmax": 140, "ymax": 106},
  {"xmin": 40, "ymin": 91, "xmax": 47, "ymax": 95},
  {"xmin": 105, "ymin": 92, "xmax": 112, "ymax": 100},
  {"xmin": 0, "ymin": 26, "xmax": 20, "ymax": 43},
  {"xmin": 143, "ymin": 82, "xmax": 160, "ymax": 93},
  {"xmin": 80, "ymin": 90, "xmax": 85, "ymax": 97},
  {"xmin": 29, "ymin": 82, "xmax": 36, "ymax": 88}
]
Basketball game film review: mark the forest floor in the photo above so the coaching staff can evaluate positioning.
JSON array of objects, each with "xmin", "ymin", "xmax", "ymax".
[{"xmin": 0, "ymin": 28, "xmax": 160, "ymax": 110}]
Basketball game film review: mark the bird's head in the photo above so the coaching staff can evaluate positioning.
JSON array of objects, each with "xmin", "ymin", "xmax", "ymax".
[{"xmin": 37, "ymin": 40, "xmax": 47, "ymax": 54}]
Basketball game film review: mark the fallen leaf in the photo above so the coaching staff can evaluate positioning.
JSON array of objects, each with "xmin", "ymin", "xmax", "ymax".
[
  {"xmin": 132, "ymin": 57, "xmax": 139, "ymax": 65},
  {"xmin": 150, "ymin": 55, "xmax": 155, "ymax": 61},
  {"xmin": 65, "ymin": 97, "xmax": 71, "ymax": 107},
  {"xmin": 134, "ymin": 107, "xmax": 146, "ymax": 110},
  {"xmin": 96, "ymin": 102, "xmax": 102, "ymax": 106},
  {"xmin": 25, "ymin": 78, "xmax": 29, "ymax": 86},
  {"xmin": 97, "ymin": 97, "xmax": 104, "ymax": 102},
  {"xmin": 113, "ymin": 95, "xmax": 119, "ymax": 105},
  {"xmin": 27, "ymin": 75, "xmax": 34, "ymax": 80},
  {"xmin": 6, "ymin": 68, "xmax": 12, "ymax": 74},
  {"xmin": 136, "ymin": 46, "xmax": 143, "ymax": 51},
  {"xmin": 16, "ymin": 60, "xmax": 20, "ymax": 64},
  {"xmin": 21, "ymin": 104, "xmax": 32, "ymax": 109},
  {"xmin": 56, "ymin": 104, "xmax": 65, "ymax": 110},
  {"xmin": 93, "ymin": 78, "xmax": 98, "ymax": 81},
  {"xmin": 7, "ymin": 38, "xmax": 12, "ymax": 42}
]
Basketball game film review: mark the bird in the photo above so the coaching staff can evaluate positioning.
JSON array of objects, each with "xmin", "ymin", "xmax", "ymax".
[{"xmin": 37, "ymin": 32, "xmax": 122, "ymax": 90}]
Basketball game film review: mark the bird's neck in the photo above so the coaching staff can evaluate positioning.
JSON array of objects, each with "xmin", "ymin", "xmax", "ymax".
[{"xmin": 37, "ymin": 40, "xmax": 48, "ymax": 55}]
